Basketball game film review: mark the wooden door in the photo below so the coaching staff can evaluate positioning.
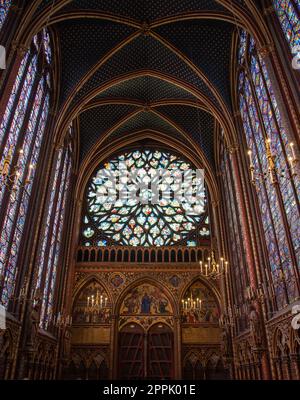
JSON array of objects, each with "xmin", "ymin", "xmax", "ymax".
[
  {"xmin": 118, "ymin": 323, "xmax": 174, "ymax": 379},
  {"xmin": 147, "ymin": 324, "xmax": 174, "ymax": 379},
  {"xmin": 118, "ymin": 323, "xmax": 144, "ymax": 380}
]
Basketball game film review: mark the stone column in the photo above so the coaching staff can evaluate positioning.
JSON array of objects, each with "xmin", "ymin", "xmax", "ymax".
[
  {"xmin": 174, "ymin": 316, "xmax": 181, "ymax": 379},
  {"xmin": 110, "ymin": 314, "xmax": 117, "ymax": 379}
]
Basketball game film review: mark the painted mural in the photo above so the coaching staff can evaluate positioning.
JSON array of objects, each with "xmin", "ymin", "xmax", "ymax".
[
  {"xmin": 73, "ymin": 280, "xmax": 111, "ymax": 324},
  {"xmin": 120, "ymin": 284, "xmax": 172, "ymax": 315},
  {"xmin": 181, "ymin": 280, "xmax": 219, "ymax": 324}
]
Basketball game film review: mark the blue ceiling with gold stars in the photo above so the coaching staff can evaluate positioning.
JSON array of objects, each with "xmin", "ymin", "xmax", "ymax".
[{"xmin": 36, "ymin": 0, "xmax": 239, "ymax": 168}]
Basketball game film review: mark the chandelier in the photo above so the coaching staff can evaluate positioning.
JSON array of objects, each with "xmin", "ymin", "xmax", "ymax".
[
  {"xmin": 181, "ymin": 292, "xmax": 202, "ymax": 311},
  {"xmin": 248, "ymin": 139, "xmax": 298, "ymax": 186},
  {"xmin": 0, "ymin": 146, "xmax": 34, "ymax": 195},
  {"xmin": 85, "ymin": 291, "xmax": 108, "ymax": 316},
  {"xmin": 199, "ymin": 250, "xmax": 228, "ymax": 279}
]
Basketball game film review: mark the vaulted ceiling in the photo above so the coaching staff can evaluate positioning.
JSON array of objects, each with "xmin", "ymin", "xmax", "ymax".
[{"xmin": 31, "ymin": 0, "xmax": 257, "ymax": 169}]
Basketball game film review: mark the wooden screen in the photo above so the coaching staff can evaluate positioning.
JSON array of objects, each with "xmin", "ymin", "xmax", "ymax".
[
  {"xmin": 118, "ymin": 324, "xmax": 144, "ymax": 380},
  {"xmin": 118, "ymin": 323, "xmax": 174, "ymax": 379},
  {"xmin": 147, "ymin": 324, "xmax": 174, "ymax": 380}
]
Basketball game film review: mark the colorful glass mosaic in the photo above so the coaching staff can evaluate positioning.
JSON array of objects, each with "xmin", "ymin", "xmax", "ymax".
[
  {"xmin": 273, "ymin": 0, "xmax": 300, "ymax": 51},
  {"xmin": 82, "ymin": 149, "xmax": 209, "ymax": 247},
  {"xmin": 0, "ymin": 31, "xmax": 52, "ymax": 307},
  {"xmin": 238, "ymin": 31, "xmax": 300, "ymax": 308}
]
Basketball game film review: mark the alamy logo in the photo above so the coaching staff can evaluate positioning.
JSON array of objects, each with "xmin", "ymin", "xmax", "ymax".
[
  {"xmin": 0, "ymin": 304, "xmax": 6, "ymax": 330},
  {"xmin": 291, "ymin": 305, "xmax": 300, "ymax": 330},
  {"xmin": 292, "ymin": 45, "xmax": 300, "ymax": 70},
  {"xmin": 0, "ymin": 45, "xmax": 6, "ymax": 70}
]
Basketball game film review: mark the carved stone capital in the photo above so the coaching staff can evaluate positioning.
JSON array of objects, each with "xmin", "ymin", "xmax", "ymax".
[
  {"xmin": 11, "ymin": 41, "xmax": 29, "ymax": 56},
  {"xmin": 228, "ymin": 143, "xmax": 239, "ymax": 154},
  {"xmin": 233, "ymin": 110, "xmax": 241, "ymax": 117},
  {"xmin": 263, "ymin": 6, "xmax": 275, "ymax": 16},
  {"xmin": 257, "ymin": 44, "xmax": 274, "ymax": 59}
]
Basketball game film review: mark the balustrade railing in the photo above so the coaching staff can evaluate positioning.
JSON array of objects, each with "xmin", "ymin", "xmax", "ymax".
[{"xmin": 76, "ymin": 245, "xmax": 210, "ymax": 264}]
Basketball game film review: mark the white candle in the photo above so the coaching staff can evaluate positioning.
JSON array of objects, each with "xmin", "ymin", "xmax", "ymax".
[
  {"xmin": 27, "ymin": 164, "xmax": 34, "ymax": 182},
  {"xmin": 288, "ymin": 156, "xmax": 295, "ymax": 175},
  {"xmin": 290, "ymin": 142, "xmax": 296, "ymax": 160},
  {"xmin": 205, "ymin": 264, "xmax": 208, "ymax": 276},
  {"xmin": 268, "ymin": 167, "xmax": 274, "ymax": 183},
  {"xmin": 18, "ymin": 148, "xmax": 24, "ymax": 165},
  {"xmin": 200, "ymin": 260, "xmax": 203, "ymax": 274},
  {"xmin": 248, "ymin": 150, "xmax": 255, "ymax": 181},
  {"xmin": 248, "ymin": 149, "xmax": 253, "ymax": 166},
  {"xmin": 14, "ymin": 171, "xmax": 21, "ymax": 187}
]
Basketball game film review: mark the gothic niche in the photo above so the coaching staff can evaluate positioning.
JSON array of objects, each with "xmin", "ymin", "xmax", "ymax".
[
  {"xmin": 73, "ymin": 280, "xmax": 111, "ymax": 325},
  {"xmin": 181, "ymin": 280, "xmax": 222, "ymax": 369},
  {"xmin": 181, "ymin": 280, "xmax": 220, "ymax": 325}
]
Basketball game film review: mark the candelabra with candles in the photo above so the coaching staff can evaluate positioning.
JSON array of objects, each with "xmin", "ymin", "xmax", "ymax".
[
  {"xmin": 245, "ymin": 284, "xmax": 266, "ymax": 303},
  {"xmin": 248, "ymin": 139, "xmax": 298, "ymax": 187},
  {"xmin": 50, "ymin": 312, "xmax": 72, "ymax": 328},
  {"xmin": 4, "ymin": 276, "xmax": 34, "ymax": 306},
  {"xmin": 0, "ymin": 146, "xmax": 35, "ymax": 195},
  {"xmin": 199, "ymin": 250, "xmax": 228, "ymax": 279},
  {"xmin": 181, "ymin": 292, "xmax": 202, "ymax": 312},
  {"xmin": 84, "ymin": 290, "xmax": 108, "ymax": 323}
]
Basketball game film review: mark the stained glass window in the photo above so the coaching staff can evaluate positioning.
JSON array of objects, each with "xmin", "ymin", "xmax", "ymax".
[
  {"xmin": 238, "ymin": 31, "xmax": 300, "ymax": 310},
  {"xmin": 220, "ymin": 142, "xmax": 249, "ymax": 333},
  {"xmin": 273, "ymin": 1, "xmax": 300, "ymax": 51},
  {"xmin": 82, "ymin": 149, "xmax": 209, "ymax": 247},
  {"xmin": 37, "ymin": 137, "xmax": 73, "ymax": 330},
  {"xmin": 0, "ymin": 30, "xmax": 52, "ymax": 307},
  {"xmin": 0, "ymin": 0, "xmax": 11, "ymax": 30}
]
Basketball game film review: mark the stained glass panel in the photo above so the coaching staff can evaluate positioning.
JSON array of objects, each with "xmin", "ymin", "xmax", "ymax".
[
  {"xmin": 0, "ymin": 0, "xmax": 11, "ymax": 30},
  {"xmin": 82, "ymin": 149, "xmax": 208, "ymax": 247},
  {"xmin": 220, "ymin": 145, "xmax": 249, "ymax": 332},
  {"xmin": 0, "ymin": 31, "xmax": 51, "ymax": 306},
  {"xmin": 273, "ymin": 1, "xmax": 300, "ymax": 50},
  {"xmin": 39, "ymin": 146, "xmax": 72, "ymax": 330},
  {"xmin": 238, "ymin": 30, "xmax": 299, "ymax": 308}
]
